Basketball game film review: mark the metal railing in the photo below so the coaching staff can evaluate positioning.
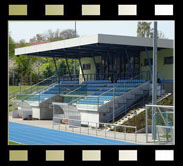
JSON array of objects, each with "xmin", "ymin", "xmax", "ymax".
[
  {"xmin": 156, "ymin": 125, "xmax": 174, "ymax": 145},
  {"xmin": 19, "ymin": 75, "xmax": 57, "ymax": 95},
  {"xmin": 106, "ymin": 81, "xmax": 150, "ymax": 122},
  {"xmin": 106, "ymin": 90, "xmax": 149, "ymax": 122},
  {"xmin": 59, "ymin": 71, "xmax": 151, "ymax": 82},
  {"xmin": 145, "ymin": 104, "xmax": 174, "ymax": 144},
  {"xmin": 52, "ymin": 117, "xmax": 137, "ymax": 143}
]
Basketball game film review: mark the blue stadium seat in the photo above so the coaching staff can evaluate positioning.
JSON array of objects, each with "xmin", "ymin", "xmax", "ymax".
[
  {"xmin": 77, "ymin": 99, "xmax": 104, "ymax": 105},
  {"xmin": 93, "ymin": 92, "xmax": 121, "ymax": 96},
  {"xmin": 60, "ymin": 80, "xmax": 79, "ymax": 84},
  {"xmin": 82, "ymin": 80, "xmax": 111, "ymax": 84},
  {"xmin": 86, "ymin": 96, "xmax": 113, "ymax": 101}
]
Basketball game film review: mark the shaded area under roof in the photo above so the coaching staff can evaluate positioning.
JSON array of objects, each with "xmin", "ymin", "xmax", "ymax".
[{"xmin": 15, "ymin": 34, "xmax": 173, "ymax": 59}]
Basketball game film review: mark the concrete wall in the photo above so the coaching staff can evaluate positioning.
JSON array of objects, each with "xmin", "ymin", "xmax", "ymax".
[
  {"xmin": 140, "ymin": 48, "xmax": 173, "ymax": 80},
  {"xmin": 80, "ymin": 110, "xmax": 99, "ymax": 127},
  {"xmin": 33, "ymin": 95, "xmax": 64, "ymax": 120}
]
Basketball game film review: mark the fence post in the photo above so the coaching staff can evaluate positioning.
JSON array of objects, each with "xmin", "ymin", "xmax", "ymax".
[
  {"xmin": 145, "ymin": 106, "xmax": 148, "ymax": 143},
  {"xmin": 114, "ymin": 125, "xmax": 116, "ymax": 139},
  {"xmin": 113, "ymin": 86, "xmax": 115, "ymax": 122},
  {"xmin": 96, "ymin": 123, "xmax": 97, "ymax": 136},
  {"xmin": 80, "ymin": 123, "xmax": 81, "ymax": 133},
  {"xmin": 39, "ymin": 93, "xmax": 40, "ymax": 105}
]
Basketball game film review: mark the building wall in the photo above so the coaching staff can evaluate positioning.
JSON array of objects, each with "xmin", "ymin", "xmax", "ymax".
[
  {"xmin": 140, "ymin": 48, "xmax": 173, "ymax": 80},
  {"xmin": 79, "ymin": 48, "xmax": 173, "ymax": 81},
  {"xmin": 79, "ymin": 56, "xmax": 101, "ymax": 82}
]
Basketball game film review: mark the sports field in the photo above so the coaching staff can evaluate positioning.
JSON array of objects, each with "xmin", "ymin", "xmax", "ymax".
[{"xmin": 9, "ymin": 122, "xmax": 136, "ymax": 145}]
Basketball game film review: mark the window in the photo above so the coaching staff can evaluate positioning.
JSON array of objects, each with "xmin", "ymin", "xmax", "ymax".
[
  {"xmin": 144, "ymin": 58, "xmax": 153, "ymax": 66},
  {"xmin": 83, "ymin": 64, "xmax": 91, "ymax": 70},
  {"xmin": 164, "ymin": 56, "xmax": 173, "ymax": 64}
]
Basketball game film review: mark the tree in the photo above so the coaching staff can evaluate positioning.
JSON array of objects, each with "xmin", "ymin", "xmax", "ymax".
[
  {"xmin": 137, "ymin": 22, "xmax": 152, "ymax": 38},
  {"xmin": 29, "ymin": 28, "xmax": 79, "ymax": 42},
  {"xmin": 10, "ymin": 28, "xmax": 80, "ymax": 85},
  {"xmin": 9, "ymin": 35, "xmax": 16, "ymax": 58},
  {"xmin": 29, "ymin": 34, "xmax": 46, "ymax": 42},
  {"xmin": 60, "ymin": 29, "xmax": 78, "ymax": 39},
  {"xmin": 137, "ymin": 22, "xmax": 167, "ymax": 39},
  {"xmin": 14, "ymin": 40, "xmax": 38, "ymax": 84}
]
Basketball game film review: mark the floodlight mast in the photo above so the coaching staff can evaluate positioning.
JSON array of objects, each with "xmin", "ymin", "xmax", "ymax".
[{"xmin": 152, "ymin": 21, "xmax": 158, "ymax": 140}]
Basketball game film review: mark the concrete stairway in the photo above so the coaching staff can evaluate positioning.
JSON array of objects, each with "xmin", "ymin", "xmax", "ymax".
[{"xmin": 99, "ymin": 81, "xmax": 150, "ymax": 122}]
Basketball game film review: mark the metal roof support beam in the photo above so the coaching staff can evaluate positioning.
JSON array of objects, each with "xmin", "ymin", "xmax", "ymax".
[
  {"xmin": 108, "ymin": 52, "xmax": 110, "ymax": 79},
  {"xmin": 65, "ymin": 58, "xmax": 72, "ymax": 81},
  {"xmin": 93, "ymin": 56, "xmax": 97, "ymax": 80},
  {"xmin": 119, "ymin": 52, "xmax": 122, "ymax": 79},
  {"xmin": 124, "ymin": 48, "xmax": 134, "ymax": 79},
  {"xmin": 145, "ymin": 47, "xmax": 152, "ymax": 72},
  {"xmin": 53, "ymin": 57, "xmax": 60, "ymax": 84},
  {"xmin": 78, "ymin": 57, "xmax": 85, "ymax": 81}
]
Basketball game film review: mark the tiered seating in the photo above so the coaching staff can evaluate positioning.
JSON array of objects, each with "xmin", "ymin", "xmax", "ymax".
[
  {"xmin": 107, "ymin": 83, "xmax": 139, "ymax": 87},
  {"xmin": 26, "ymin": 94, "xmax": 53, "ymax": 101},
  {"xmin": 86, "ymin": 96, "xmax": 113, "ymax": 101},
  {"xmin": 82, "ymin": 80, "xmax": 111, "ymax": 84},
  {"xmin": 117, "ymin": 79, "xmax": 145, "ymax": 83},
  {"xmin": 60, "ymin": 80, "xmax": 79, "ymax": 84},
  {"xmin": 26, "ymin": 79, "xmax": 146, "ymax": 107},
  {"xmin": 76, "ymin": 79, "xmax": 146, "ymax": 107},
  {"xmin": 77, "ymin": 100, "xmax": 104, "ymax": 105},
  {"xmin": 93, "ymin": 91, "xmax": 121, "ymax": 96},
  {"xmin": 26, "ymin": 81, "xmax": 79, "ymax": 102}
]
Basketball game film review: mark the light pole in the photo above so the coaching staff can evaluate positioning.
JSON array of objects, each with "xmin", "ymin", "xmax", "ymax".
[{"xmin": 152, "ymin": 21, "xmax": 158, "ymax": 140}]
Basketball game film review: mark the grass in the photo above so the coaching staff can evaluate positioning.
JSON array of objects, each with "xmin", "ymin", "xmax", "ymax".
[
  {"xmin": 9, "ymin": 86, "xmax": 31, "ymax": 95},
  {"xmin": 9, "ymin": 86, "xmax": 30, "ymax": 113},
  {"xmin": 9, "ymin": 141, "xmax": 23, "ymax": 145},
  {"xmin": 8, "ymin": 85, "xmax": 47, "ymax": 112},
  {"xmin": 113, "ymin": 94, "xmax": 173, "ymax": 133}
]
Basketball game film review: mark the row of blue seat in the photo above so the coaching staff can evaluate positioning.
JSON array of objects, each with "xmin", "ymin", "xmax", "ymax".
[
  {"xmin": 107, "ymin": 83, "xmax": 139, "ymax": 87},
  {"xmin": 43, "ymin": 91, "xmax": 60, "ymax": 94},
  {"xmin": 117, "ymin": 79, "xmax": 145, "ymax": 83},
  {"xmin": 27, "ymin": 94, "xmax": 53, "ymax": 101},
  {"xmin": 58, "ymin": 80, "xmax": 145, "ymax": 85},
  {"xmin": 86, "ymin": 96, "xmax": 113, "ymax": 101},
  {"xmin": 77, "ymin": 100, "xmax": 104, "ymax": 105},
  {"xmin": 60, "ymin": 81, "xmax": 79, "ymax": 84},
  {"xmin": 93, "ymin": 91, "xmax": 121, "ymax": 96},
  {"xmin": 82, "ymin": 80, "xmax": 111, "ymax": 84}
]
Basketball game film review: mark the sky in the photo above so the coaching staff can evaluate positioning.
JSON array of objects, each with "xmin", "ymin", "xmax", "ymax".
[{"xmin": 9, "ymin": 21, "xmax": 174, "ymax": 42}]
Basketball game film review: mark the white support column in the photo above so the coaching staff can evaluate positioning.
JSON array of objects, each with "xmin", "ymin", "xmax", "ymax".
[{"xmin": 152, "ymin": 22, "xmax": 158, "ymax": 140}]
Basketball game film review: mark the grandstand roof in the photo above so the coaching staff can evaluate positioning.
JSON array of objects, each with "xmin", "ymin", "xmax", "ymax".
[{"xmin": 15, "ymin": 34, "xmax": 173, "ymax": 59}]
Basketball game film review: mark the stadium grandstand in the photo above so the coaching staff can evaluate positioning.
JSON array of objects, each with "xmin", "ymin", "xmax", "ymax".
[{"xmin": 11, "ymin": 34, "xmax": 174, "ymax": 144}]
